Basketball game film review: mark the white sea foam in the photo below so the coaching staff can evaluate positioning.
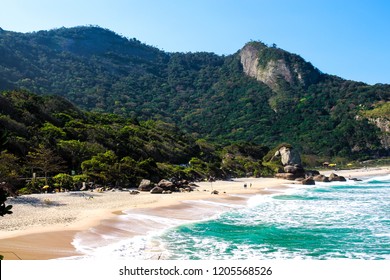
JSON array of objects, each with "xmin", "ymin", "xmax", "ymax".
[
  {"xmin": 69, "ymin": 175, "xmax": 390, "ymax": 260},
  {"xmin": 182, "ymin": 199, "xmax": 245, "ymax": 209},
  {"xmin": 68, "ymin": 210, "xmax": 194, "ymax": 259},
  {"xmin": 69, "ymin": 197, "xmax": 247, "ymax": 259},
  {"xmin": 158, "ymin": 176, "xmax": 390, "ymax": 260},
  {"xmin": 363, "ymin": 173, "xmax": 390, "ymax": 182}
]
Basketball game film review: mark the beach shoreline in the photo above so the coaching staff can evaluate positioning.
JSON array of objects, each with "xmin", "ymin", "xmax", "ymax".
[{"xmin": 0, "ymin": 166, "xmax": 388, "ymax": 260}]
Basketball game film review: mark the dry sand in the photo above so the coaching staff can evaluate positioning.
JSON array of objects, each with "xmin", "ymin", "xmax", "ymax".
[{"xmin": 0, "ymin": 166, "xmax": 388, "ymax": 260}]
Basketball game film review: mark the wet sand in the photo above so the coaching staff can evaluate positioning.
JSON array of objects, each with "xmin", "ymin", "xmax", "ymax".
[{"xmin": 1, "ymin": 167, "xmax": 388, "ymax": 260}]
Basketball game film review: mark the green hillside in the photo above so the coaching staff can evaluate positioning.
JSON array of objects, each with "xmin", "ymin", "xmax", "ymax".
[
  {"xmin": 1, "ymin": 26, "xmax": 389, "ymax": 159},
  {"xmin": 1, "ymin": 90, "xmax": 275, "ymax": 193}
]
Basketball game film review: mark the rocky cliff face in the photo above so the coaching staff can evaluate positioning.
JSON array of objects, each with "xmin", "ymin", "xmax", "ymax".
[
  {"xmin": 369, "ymin": 117, "xmax": 390, "ymax": 149},
  {"xmin": 239, "ymin": 42, "xmax": 321, "ymax": 91},
  {"xmin": 240, "ymin": 43, "xmax": 259, "ymax": 78},
  {"xmin": 256, "ymin": 59, "xmax": 294, "ymax": 89},
  {"xmin": 240, "ymin": 44, "xmax": 293, "ymax": 90}
]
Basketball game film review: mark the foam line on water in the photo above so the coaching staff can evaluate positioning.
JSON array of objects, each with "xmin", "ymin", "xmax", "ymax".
[
  {"xmin": 157, "ymin": 176, "xmax": 390, "ymax": 260},
  {"xmin": 68, "ymin": 174, "xmax": 390, "ymax": 260},
  {"xmin": 69, "ymin": 195, "xmax": 251, "ymax": 259},
  {"xmin": 182, "ymin": 199, "xmax": 245, "ymax": 209}
]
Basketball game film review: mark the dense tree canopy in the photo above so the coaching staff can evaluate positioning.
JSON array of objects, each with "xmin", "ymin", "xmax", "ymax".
[
  {"xmin": 0, "ymin": 90, "xmax": 278, "ymax": 193},
  {"xmin": 1, "ymin": 26, "xmax": 390, "ymax": 166}
]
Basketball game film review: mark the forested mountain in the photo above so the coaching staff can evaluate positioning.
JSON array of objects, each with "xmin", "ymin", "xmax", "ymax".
[
  {"xmin": 0, "ymin": 90, "xmax": 273, "ymax": 192},
  {"xmin": 1, "ymin": 26, "xmax": 390, "ymax": 160}
]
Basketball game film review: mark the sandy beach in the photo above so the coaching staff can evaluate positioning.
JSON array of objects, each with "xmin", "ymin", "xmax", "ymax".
[{"xmin": 0, "ymin": 166, "xmax": 388, "ymax": 260}]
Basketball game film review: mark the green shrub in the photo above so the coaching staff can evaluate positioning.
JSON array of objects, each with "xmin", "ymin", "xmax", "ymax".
[
  {"xmin": 53, "ymin": 173, "xmax": 74, "ymax": 191},
  {"xmin": 23, "ymin": 178, "xmax": 48, "ymax": 194},
  {"xmin": 72, "ymin": 174, "xmax": 88, "ymax": 183},
  {"xmin": 17, "ymin": 187, "xmax": 32, "ymax": 195},
  {"xmin": 262, "ymin": 161, "xmax": 282, "ymax": 174}
]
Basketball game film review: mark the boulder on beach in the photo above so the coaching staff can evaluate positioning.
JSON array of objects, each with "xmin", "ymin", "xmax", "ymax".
[
  {"xmin": 177, "ymin": 179, "xmax": 190, "ymax": 186},
  {"xmin": 349, "ymin": 177, "xmax": 362, "ymax": 182},
  {"xmin": 138, "ymin": 179, "xmax": 154, "ymax": 191},
  {"xmin": 272, "ymin": 145, "xmax": 321, "ymax": 182},
  {"xmin": 283, "ymin": 164, "xmax": 304, "ymax": 174},
  {"xmin": 301, "ymin": 177, "xmax": 315, "ymax": 185},
  {"xmin": 329, "ymin": 173, "xmax": 347, "ymax": 182},
  {"xmin": 129, "ymin": 190, "xmax": 140, "ymax": 195},
  {"xmin": 274, "ymin": 146, "xmax": 302, "ymax": 166},
  {"xmin": 150, "ymin": 186, "xmax": 164, "ymax": 194},
  {"xmin": 305, "ymin": 170, "xmax": 320, "ymax": 177},
  {"xmin": 313, "ymin": 174, "xmax": 330, "ymax": 182},
  {"xmin": 275, "ymin": 172, "xmax": 297, "ymax": 180},
  {"xmin": 157, "ymin": 179, "xmax": 174, "ymax": 190}
]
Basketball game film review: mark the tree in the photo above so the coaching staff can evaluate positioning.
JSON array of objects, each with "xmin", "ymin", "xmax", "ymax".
[
  {"xmin": 39, "ymin": 122, "xmax": 66, "ymax": 144},
  {"xmin": 81, "ymin": 150, "xmax": 120, "ymax": 185},
  {"xmin": 0, "ymin": 180, "xmax": 15, "ymax": 260},
  {"xmin": 0, "ymin": 182, "xmax": 14, "ymax": 216},
  {"xmin": 118, "ymin": 156, "xmax": 144, "ymax": 186},
  {"xmin": 0, "ymin": 151, "xmax": 18, "ymax": 216},
  {"xmin": 53, "ymin": 173, "xmax": 74, "ymax": 191},
  {"xmin": 0, "ymin": 133, "xmax": 18, "ymax": 244},
  {"xmin": 27, "ymin": 144, "xmax": 66, "ymax": 185},
  {"xmin": 0, "ymin": 150, "xmax": 21, "ymax": 185},
  {"xmin": 0, "ymin": 130, "xmax": 9, "ymax": 150},
  {"xmin": 57, "ymin": 139, "xmax": 105, "ymax": 171}
]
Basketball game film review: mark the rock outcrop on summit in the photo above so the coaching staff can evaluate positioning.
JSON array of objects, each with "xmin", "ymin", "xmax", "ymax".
[{"xmin": 239, "ymin": 42, "xmax": 321, "ymax": 91}]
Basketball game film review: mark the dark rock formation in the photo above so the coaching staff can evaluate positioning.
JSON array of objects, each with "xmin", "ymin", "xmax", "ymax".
[
  {"xmin": 284, "ymin": 164, "xmax": 304, "ymax": 174},
  {"xmin": 349, "ymin": 177, "xmax": 362, "ymax": 182},
  {"xmin": 175, "ymin": 179, "xmax": 192, "ymax": 190},
  {"xmin": 305, "ymin": 170, "xmax": 320, "ymax": 177},
  {"xmin": 329, "ymin": 173, "xmax": 347, "ymax": 182},
  {"xmin": 157, "ymin": 179, "xmax": 174, "ymax": 191},
  {"xmin": 301, "ymin": 177, "xmax": 315, "ymax": 185},
  {"xmin": 129, "ymin": 190, "xmax": 140, "ymax": 195},
  {"xmin": 313, "ymin": 174, "xmax": 330, "ymax": 182},
  {"xmin": 275, "ymin": 173, "xmax": 297, "ymax": 180}
]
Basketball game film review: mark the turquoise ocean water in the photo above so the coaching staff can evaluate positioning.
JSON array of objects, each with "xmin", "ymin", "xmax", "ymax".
[
  {"xmin": 158, "ymin": 174, "xmax": 390, "ymax": 260},
  {"xmin": 71, "ymin": 174, "xmax": 390, "ymax": 260}
]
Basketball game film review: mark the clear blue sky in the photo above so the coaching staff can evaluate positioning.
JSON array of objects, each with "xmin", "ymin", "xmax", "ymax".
[{"xmin": 1, "ymin": 0, "xmax": 389, "ymax": 85}]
